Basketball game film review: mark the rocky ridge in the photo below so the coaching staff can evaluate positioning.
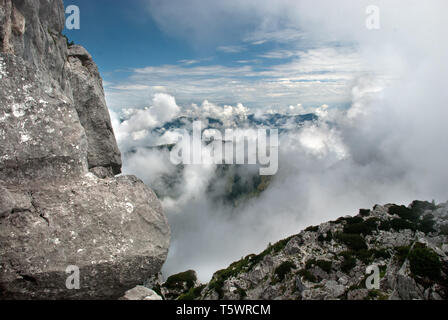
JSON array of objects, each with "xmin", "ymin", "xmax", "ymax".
[
  {"xmin": 0, "ymin": 0, "xmax": 170, "ymax": 299},
  {"xmin": 156, "ymin": 201, "xmax": 448, "ymax": 300}
]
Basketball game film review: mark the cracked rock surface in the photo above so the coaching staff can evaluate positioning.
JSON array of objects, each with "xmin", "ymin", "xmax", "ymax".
[
  {"xmin": 0, "ymin": 0, "xmax": 170, "ymax": 299},
  {"xmin": 194, "ymin": 202, "xmax": 448, "ymax": 300}
]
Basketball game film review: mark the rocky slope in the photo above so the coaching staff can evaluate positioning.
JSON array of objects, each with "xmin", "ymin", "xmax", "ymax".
[
  {"xmin": 158, "ymin": 201, "xmax": 448, "ymax": 300},
  {"xmin": 0, "ymin": 0, "xmax": 170, "ymax": 299}
]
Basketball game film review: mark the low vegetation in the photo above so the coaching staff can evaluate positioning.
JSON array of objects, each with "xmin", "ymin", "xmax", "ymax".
[
  {"xmin": 335, "ymin": 232, "xmax": 368, "ymax": 251},
  {"xmin": 297, "ymin": 269, "xmax": 317, "ymax": 283},
  {"xmin": 382, "ymin": 202, "xmax": 436, "ymax": 233},
  {"xmin": 339, "ymin": 251, "xmax": 357, "ymax": 273},
  {"xmin": 177, "ymin": 284, "xmax": 206, "ymax": 300},
  {"xmin": 165, "ymin": 270, "xmax": 197, "ymax": 290},
  {"xmin": 274, "ymin": 261, "xmax": 296, "ymax": 282},
  {"xmin": 408, "ymin": 244, "xmax": 442, "ymax": 280},
  {"xmin": 305, "ymin": 259, "xmax": 332, "ymax": 273}
]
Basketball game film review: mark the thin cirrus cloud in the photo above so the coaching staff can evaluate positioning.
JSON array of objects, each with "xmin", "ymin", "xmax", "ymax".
[
  {"xmin": 105, "ymin": 0, "xmax": 382, "ymax": 111},
  {"xmin": 216, "ymin": 45, "xmax": 247, "ymax": 53},
  {"xmin": 105, "ymin": 47, "xmax": 366, "ymax": 111}
]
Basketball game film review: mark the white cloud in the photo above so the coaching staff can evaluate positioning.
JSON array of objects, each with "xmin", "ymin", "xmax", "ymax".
[
  {"xmin": 216, "ymin": 45, "xmax": 246, "ymax": 53},
  {"xmin": 105, "ymin": 47, "xmax": 366, "ymax": 110},
  {"xmin": 115, "ymin": 0, "xmax": 448, "ymax": 282},
  {"xmin": 258, "ymin": 49, "xmax": 296, "ymax": 59},
  {"xmin": 111, "ymin": 93, "xmax": 180, "ymax": 150}
]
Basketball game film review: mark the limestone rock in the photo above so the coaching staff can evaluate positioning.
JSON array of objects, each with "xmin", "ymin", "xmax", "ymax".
[
  {"xmin": 197, "ymin": 201, "xmax": 448, "ymax": 300},
  {"xmin": 67, "ymin": 45, "xmax": 122, "ymax": 174},
  {"xmin": 0, "ymin": 0, "xmax": 170, "ymax": 299},
  {"xmin": 347, "ymin": 289, "xmax": 369, "ymax": 300},
  {"xmin": 120, "ymin": 286, "xmax": 163, "ymax": 301}
]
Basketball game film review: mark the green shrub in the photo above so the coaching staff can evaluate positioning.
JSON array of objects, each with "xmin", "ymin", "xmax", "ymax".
[
  {"xmin": 343, "ymin": 222, "xmax": 374, "ymax": 235},
  {"xmin": 380, "ymin": 218, "xmax": 416, "ymax": 232},
  {"xmin": 395, "ymin": 246, "xmax": 411, "ymax": 265},
  {"xmin": 408, "ymin": 245, "xmax": 442, "ymax": 280},
  {"xmin": 440, "ymin": 224, "xmax": 448, "ymax": 236},
  {"xmin": 340, "ymin": 251, "xmax": 357, "ymax": 273},
  {"xmin": 165, "ymin": 270, "xmax": 197, "ymax": 290},
  {"xmin": 366, "ymin": 289, "xmax": 388, "ymax": 300},
  {"xmin": 297, "ymin": 269, "xmax": 317, "ymax": 283},
  {"xmin": 208, "ymin": 253, "xmax": 255, "ymax": 297},
  {"xmin": 378, "ymin": 219, "xmax": 391, "ymax": 231},
  {"xmin": 355, "ymin": 249, "xmax": 374, "ymax": 264},
  {"xmin": 371, "ymin": 248, "xmax": 391, "ymax": 260},
  {"xmin": 250, "ymin": 235, "xmax": 297, "ymax": 267},
  {"xmin": 274, "ymin": 261, "xmax": 296, "ymax": 282},
  {"xmin": 350, "ymin": 248, "xmax": 391, "ymax": 264},
  {"xmin": 236, "ymin": 287, "xmax": 247, "ymax": 299},
  {"xmin": 335, "ymin": 232, "xmax": 368, "ymax": 251},
  {"xmin": 364, "ymin": 217, "xmax": 380, "ymax": 229},
  {"xmin": 177, "ymin": 285, "xmax": 206, "ymax": 300},
  {"xmin": 305, "ymin": 225, "xmax": 319, "ymax": 232},
  {"xmin": 359, "ymin": 209, "xmax": 371, "ymax": 217},
  {"xmin": 410, "ymin": 200, "xmax": 436, "ymax": 214},
  {"xmin": 208, "ymin": 234, "xmax": 300, "ymax": 298},
  {"xmin": 388, "ymin": 205, "xmax": 419, "ymax": 221},
  {"xmin": 380, "ymin": 214, "xmax": 435, "ymax": 234},
  {"xmin": 334, "ymin": 217, "xmax": 347, "ymax": 224},
  {"xmin": 318, "ymin": 232, "xmax": 333, "ymax": 242},
  {"xmin": 345, "ymin": 216, "xmax": 364, "ymax": 225},
  {"xmin": 389, "ymin": 218, "xmax": 416, "ymax": 231},
  {"xmin": 417, "ymin": 214, "xmax": 436, "ymax": 233},
  {"xmin": 306, "ymin": 259, "xmax": 332, "ymax": 273}
]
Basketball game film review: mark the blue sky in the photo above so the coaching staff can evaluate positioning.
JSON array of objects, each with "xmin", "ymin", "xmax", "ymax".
[{"xmin": 64, "ymin": 0, "xmax": 369, "ymax": 111}]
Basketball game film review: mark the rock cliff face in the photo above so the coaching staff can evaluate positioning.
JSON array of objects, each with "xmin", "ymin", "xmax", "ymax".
[
  {"xmin": 0, "ymin": 0, "xmax": 170, "ymax": 299},
  {"xmin": 158, "ymin": 201, "xmax": 448, "ymax": 301}
]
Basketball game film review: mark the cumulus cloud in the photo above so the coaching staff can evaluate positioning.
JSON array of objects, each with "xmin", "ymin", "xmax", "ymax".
[
  {"xmin": 110, "ymin": 1, "xmax": 448, "ymax": 281},
  {"xmin": 111, "ymin": 93, "xmax": 180, "ymax": 151}
]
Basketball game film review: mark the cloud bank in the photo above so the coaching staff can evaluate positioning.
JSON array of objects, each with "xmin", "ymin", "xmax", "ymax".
[{"xmin": 109, "ymin": 1, "xmax": 448, "ymax": 281}]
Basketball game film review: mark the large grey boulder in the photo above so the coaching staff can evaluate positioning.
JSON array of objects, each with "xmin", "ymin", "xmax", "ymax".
[
  {"xmin": 67, "ymin": 45, "xmax": 122, "ymax": 174},
  {"xmin": 0, "ymin": 0, "xmax": 170, "ymax": 299}
]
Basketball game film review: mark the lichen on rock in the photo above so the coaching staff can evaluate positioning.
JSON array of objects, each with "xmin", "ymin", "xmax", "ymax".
[{"xmin": 0, "ymin": 0, "xmax": 170, "ymax": 299}]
